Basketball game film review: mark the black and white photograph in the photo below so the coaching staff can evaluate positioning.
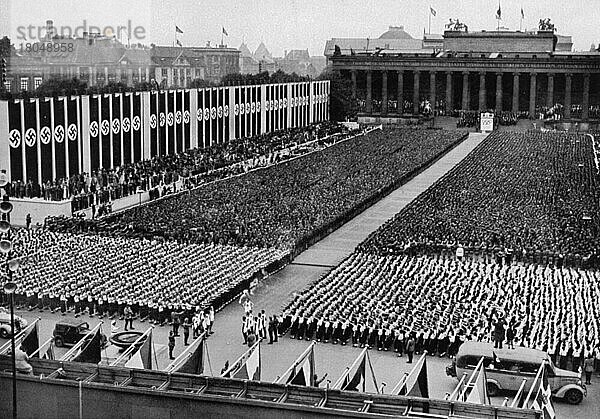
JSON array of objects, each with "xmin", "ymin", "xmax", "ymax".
[{"xmin": 0, "ymin": 0, "xmax": 599, "ymax": 418}]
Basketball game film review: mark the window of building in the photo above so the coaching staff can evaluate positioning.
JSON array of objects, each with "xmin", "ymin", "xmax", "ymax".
[
  {"xmin": 34, "ymin": 77, "xmax": 43, "ymax": 89},
  {"xmin": 20, "ymin": 77, "xmax": 28, "ymax": 91},
  {"xmin": 162, "ymin": 68, "xmax": 168, "ymax": 77},
  {"xmin": 4, "ymin": 80, "xmax": 11, "ymax": 91}
]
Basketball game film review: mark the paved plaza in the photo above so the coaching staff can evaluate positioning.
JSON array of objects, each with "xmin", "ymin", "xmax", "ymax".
[{"xmin": 4, "ymin": 132, "xmax": 599, "ymax": 417}]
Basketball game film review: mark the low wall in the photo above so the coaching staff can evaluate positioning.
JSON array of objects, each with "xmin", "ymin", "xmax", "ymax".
[
  {"xmin": 0, "ymin": 357, "xmax": 540, "ymax": 419},
  {"xmin": 0, "ymin": 374, "xmax": 350, "ymax": 419},
  {"xmin": 358, "ymin": 115, "xmax": 430, "ymax": 126},
  {"xmin": 8, "ymin": 198, "xmax": 72, "ymax": 227},
  {"xmin": 542, "ymin": 120, "xmax": 600, "ymax": 131}
]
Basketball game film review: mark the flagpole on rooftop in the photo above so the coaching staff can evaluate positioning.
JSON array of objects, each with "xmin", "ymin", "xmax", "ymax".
[
  {"xmin": 497, "ymin": 1, "xmax": 501, "ymax": 30},
  {"xmin": 428, "ymin": 6, "xmax": 431, "ymax": 35}
]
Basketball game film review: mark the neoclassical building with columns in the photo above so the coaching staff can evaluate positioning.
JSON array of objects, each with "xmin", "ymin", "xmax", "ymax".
[{"xmin": 327, "ymin": 28, "xmax": 600, "ymax": 125}]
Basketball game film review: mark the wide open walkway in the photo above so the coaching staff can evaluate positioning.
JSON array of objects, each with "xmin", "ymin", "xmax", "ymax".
[{"xmin": 209, "ymin": 132, "xmax": 488, "ymax": 365}]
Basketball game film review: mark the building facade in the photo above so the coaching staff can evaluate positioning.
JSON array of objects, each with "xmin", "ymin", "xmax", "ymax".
[
  {"xmin": 2, "ymin": 20, "xmax": 240, "ymax": 93},
  {"xmin": 328, "ymin": 28, "xmax": 600, "ymax": 122}
]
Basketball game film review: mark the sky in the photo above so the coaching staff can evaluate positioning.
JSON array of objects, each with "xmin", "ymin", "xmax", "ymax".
[{"xmin": 1, "ymin": 0, "xmax": 599, "ymax": 56}]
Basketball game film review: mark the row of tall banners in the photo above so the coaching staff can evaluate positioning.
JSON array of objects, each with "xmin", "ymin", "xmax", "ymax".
[{"xmin": 0, "ymin": 81, "xmax": 330, "ymax": 184}]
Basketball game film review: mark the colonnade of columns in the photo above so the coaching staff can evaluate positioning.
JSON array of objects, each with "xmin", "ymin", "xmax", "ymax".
[{"xmin": 349, "ymin": 68, "xmax": 597, "ymax": 120}]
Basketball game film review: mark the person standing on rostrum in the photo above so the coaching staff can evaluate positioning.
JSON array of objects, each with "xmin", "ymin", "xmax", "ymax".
[{"xmin": 168, "ymin": 331, "xmax": 176, "ymax": 360}]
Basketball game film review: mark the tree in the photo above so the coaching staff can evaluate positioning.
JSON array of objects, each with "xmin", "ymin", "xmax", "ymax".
[
  {"xmin": 317, "ymin": 66, "xmax": 356, "ymax": 121},
  {"xmin": 189, "ymin": 78, "xmax": 214, "ymax": 88},
  {"xmin": 35, "ymin": 76, "xmax": 88, "ymax": 97}
]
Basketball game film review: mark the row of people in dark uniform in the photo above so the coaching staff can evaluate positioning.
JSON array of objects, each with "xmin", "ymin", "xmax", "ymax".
[{"xmin": 279, "ymin": 315, "xmax": 465, "ymax": 358}]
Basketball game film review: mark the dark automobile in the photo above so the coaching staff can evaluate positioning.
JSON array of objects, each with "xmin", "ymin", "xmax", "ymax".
[{"xmin": 52, "ymin": 320, "xmax": 107, "ymax": 347}]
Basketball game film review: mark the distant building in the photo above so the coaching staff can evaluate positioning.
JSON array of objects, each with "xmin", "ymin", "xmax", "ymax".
[
  {"xmin": 150, "ymin": 45, "xmax": 240, "ymax": 87},
  {"xmin": 324, "ymin": 25, "xmax": 424, "ymax": 64},
  {"xmin": 328, "ymin": 25, "xmax": 600, "ymax": 123},
  {"xmin": 239, "ymin": 42, "xmax": 259, "ymax": 74},
  {"xmin": 2, "ymin": 20, "xmax": 240, "ymax": 93},
  {"xmin": 238, "ymin": 43, "xmax": 325, "ymax": 77},
  {"xmin": 277, "ymin": 49, "xmax": 318, "ymax": 77},
  {"xmin": 254, "ymin": 42, "xmax": 276, "ymax": 73}
]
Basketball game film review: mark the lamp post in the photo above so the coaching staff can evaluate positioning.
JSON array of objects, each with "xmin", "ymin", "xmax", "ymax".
[
  {"xmin": 3, "ymin": 281, "xmax": 17, "ymax": 419},
  {"xmin": 1, "ymin": 169, "xmax": 18, "ymax": 419}
]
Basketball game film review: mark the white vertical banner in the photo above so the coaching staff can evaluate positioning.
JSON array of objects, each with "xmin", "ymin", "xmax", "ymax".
[
  {"xmin": 260, "ymin": 84, "xmax": 266, "ymax": 135},
  {"xmin": 141, "ymin": 92, "xmax": 150, "ymax": 160},
  {"xmin": 317, "ymin": 81, "xmax": 321, "ymax": 122},
  {"xmin": 314, "ymin": 81, "xmax": 318, "ymax": 123},
  {"xmin": 0, "ymin": 101, "xmax": 9, "ymax": 180},
  {"xmin": 63, "ymin": 97, "xmax": 70, "ymax": 175},
  {"xmin": 324, "ymin": 81, "xmax": 327, "ymax": 121},
  {"xmin": 212, "ymin": 87, "xmax": 218, "ymax": 145},
  {"xmin": 129, "ymin": 93, "xmax": 134, "ymax": 162},
  {"xmin": 228, "ymin": 86, "xmax": 235, "ymax": 141},
  {"xmin": 309, "ymin": 81, "xmax": 314, "ymax": 124},
  {"xmin": 298, "ymin": 83, "xmax": 302, "ymax": 126},
  {"xmin": 173, "ymin": 89, "xmax": 178, "ymax": 153},
  {"xmin": 250, "ymin": 86, "xmax": 255, "ymax": 137},
  {"xmin": 199, "ymin": 88, "xmax": 205, "ymax": 148},
  {"xmin": 221, "ymin": 87, "xmax": 226, "ymax": 143},
  {"xmin": 208, "ymin": 88, "xmax": 212, "ymax": 148},
  {"xmin": 81, "ymin": 95, "xmax": 91, "ymax": 174},
  {"xmin": 287, "ymin": 83, "xmax": 292, "ymax": 128},
  {"xmin": 35, "ymin": 98, "xmax": 42, "ymax": 184},
  {"xmin": 19, "ymin": 100, "xmax": 26, "ymax": 181},
  {"xmin": 316, "ymin": 81, "xmax": 320, "ymax": 122},
  {"xmin": 217, "ymin": 88, "xmax": 222, "ymax": 143},
  {"xmin": 298, "ymin": 82, "xmax": 308, "ymax": 127},
  {"xmin": 49, "ymin": 98, "xmax": 56, "ymax": 180},
  {"xmin": 182, "ymin": 89, "xmax": 187, "ymax": 151},
  {"xmin": 191, "ymin": 88, "xmax": 198, "ymax": 148},
  {"xmin": 164, "ymin": 91, "xmax": 170, "ymax": 155},
  {"xmin": 275, "ymin": 84, "xmax": 279, "ymax": 131},
  {"xmin": 76, "ymin": 96, "xmax": 82, "ymax": 173},
  {"xmin": 237, "ymin": 86, "xmax": 241, "ymax": 138},
  {"xmin": 98, "ymin": 95, "xmax": 103, "ymax": 167},
  {"xmin": 241, "ymin": 86, "xmax": 246, "ymax": 138},
  {"xmin": 108, "ymin": 94, "xmax": 114, "ymax": 168}
]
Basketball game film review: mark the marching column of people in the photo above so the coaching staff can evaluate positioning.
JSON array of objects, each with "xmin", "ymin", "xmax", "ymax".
[{"xmin": 239, "ymin": 290, "xmax": 281, "ymax": 347}]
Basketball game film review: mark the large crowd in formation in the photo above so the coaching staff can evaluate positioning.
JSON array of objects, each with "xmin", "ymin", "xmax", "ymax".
[
  {"xmin": 358, "ymin": 130, "xmax": 600, "ymax": 265},
  {"xmin": 7, "ymin": 122, "xmax": 343, "ymax": 212},
  {"xmin": 74, "ymin": 128, "xmax": 466, "ymax": 249},
  {"xmin": 5, "ymin": 228, "xmax": 287, "ymax": 319},
  {"xmin": 282, "ymin": 252, "xmax": 600, "ymax": 369},
  {"xmin": 280, "ymin": 129, "xmax": 600, "ymax": 373},
  {"xmin": 2, "ymin": 126, "xmax": 467, "ymax": 332}
]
